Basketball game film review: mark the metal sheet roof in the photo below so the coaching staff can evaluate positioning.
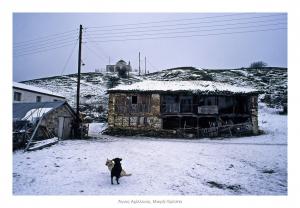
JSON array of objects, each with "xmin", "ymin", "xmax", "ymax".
[{"xmin": 13, "ymin": 101, "xmax": 72, "ymax": 120}]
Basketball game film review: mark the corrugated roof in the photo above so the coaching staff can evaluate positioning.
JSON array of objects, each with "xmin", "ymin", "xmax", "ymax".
[
  {"xmin": 13, "ymin": 82, "xmax": 65, "ymax": 98},
  {"xmin": 13, "ymin": 101, "xmax": 67, "ymax": 120},
  {"xmin": 108, "ymin": 80, "xmax": 260, "ymax": 95}
]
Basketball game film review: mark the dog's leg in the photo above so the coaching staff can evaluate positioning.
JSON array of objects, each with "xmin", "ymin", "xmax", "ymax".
[
  {"xmin": 111, "ymin": 175, "xmax": 114, "ymax": 185},
  {"xmin": 116, "ymin": 177, "xmax": 120, "ymax": 184}
]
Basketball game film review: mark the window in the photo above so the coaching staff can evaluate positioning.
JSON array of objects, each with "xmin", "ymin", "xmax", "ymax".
[
  {"xmin": 131, "ymin": 96, "xmax": 137, "ymax": 104},
  {"xmin": 36, "ymin": 96, "xmax": 42, "ymax": 102},
  {"xmin": 14, "ymin": 92, "xmax": 22, "ymax": 101}
]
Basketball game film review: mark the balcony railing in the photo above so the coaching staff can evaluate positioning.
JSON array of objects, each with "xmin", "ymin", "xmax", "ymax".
[
  {"xmin": 115, "ymin": 104, "xmax": 150, "ymax": 114},
  {"xmin": 116, "ymin": 104, "xmax": 219, "ymax": 114},
  {"xmin": 162, "ymin": 104, "xmax": 218, "ymax": 114}
]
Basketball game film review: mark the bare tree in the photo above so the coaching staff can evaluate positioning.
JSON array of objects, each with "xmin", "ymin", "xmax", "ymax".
[{"xmin": 249, "ymin": 61, "xmax": 267, "ymax": 68}]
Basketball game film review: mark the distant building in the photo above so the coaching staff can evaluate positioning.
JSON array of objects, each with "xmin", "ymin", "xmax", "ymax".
[
  {"xmin": 106, "ymin": 60, "xmax": 132, "ymax": 73},
  {"xmin": 13, "ymin": 82, "xmax": 65, "ymax": 103},
  {"xmin": 107, "ymin": 80, "xmax": 260, "ymax": 138}
]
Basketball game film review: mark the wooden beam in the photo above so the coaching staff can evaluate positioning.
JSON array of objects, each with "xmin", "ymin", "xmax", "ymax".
[{"xmin": 24, "ymin": 115, "xmax": 44, "ymax": 151}]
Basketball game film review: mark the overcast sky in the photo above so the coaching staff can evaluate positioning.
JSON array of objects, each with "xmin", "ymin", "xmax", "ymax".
[{"xmin": 13, "ymin": 13, "xmax": 287, "ymax": 81}]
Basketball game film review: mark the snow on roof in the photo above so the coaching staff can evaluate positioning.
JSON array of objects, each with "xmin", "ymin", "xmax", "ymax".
[
  {"xmin": 108, "ymin": 80, "xmax": 260, "ymax": 95},
  {"xmin": 13, "ymin": 82, "xmax": 65, "ymax": 98},
  {"xmin": 22, "ymin": 107, "xmax": 53, "ymax": 121},
  {"xmin": 13, "ymin": 101, "xmax": 67, "ymax": 120}
]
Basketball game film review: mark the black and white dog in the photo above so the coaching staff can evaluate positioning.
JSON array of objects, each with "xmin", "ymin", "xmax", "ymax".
[{"xmin": 110, "ymin": 158, "xmax": 123, "ymax": 185}]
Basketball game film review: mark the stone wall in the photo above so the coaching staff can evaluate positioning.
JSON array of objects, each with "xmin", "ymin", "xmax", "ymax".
[
  {"xmin": 108, "ymin": 93, "xmax": 162, "ymax": 131},
  {"xmin": 40, "ymin": 105, "xmax": 75, "ymax": 138}
]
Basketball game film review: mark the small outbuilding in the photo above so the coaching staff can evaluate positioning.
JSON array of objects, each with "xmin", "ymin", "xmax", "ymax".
[
  {"xmin": 107, "ymin": 80, "xmax": 260, "ymax": 138},
  {"xmin": 13, "ymin": 101, "xmax": 77, "ymax": 149}
]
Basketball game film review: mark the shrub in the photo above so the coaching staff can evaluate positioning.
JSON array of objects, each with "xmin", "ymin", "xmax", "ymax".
[{"xmin": 249, "ymin": 61, "xmax": 267, "ymax": 68}]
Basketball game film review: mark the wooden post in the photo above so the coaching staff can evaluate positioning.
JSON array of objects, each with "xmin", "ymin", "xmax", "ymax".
[
  {"xmin": 24, "ymin": 116, "xmax": 44, "ymax": 151},
  {"xmin": 139, "ymin": 52, "xmax": 141, "ymax": 76},
  {"xmin": 76, "ymin": 24, "xmax": 83, "ymax": 138},
  {"xmin": 145, "ymin": 56, "xmax": 146, "ymax": 75},
  {"xmin": 197, "ymin": 117, "xmax": 199, "ymax": 138}
]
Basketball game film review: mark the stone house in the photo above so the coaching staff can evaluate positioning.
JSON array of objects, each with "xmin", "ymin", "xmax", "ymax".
[
  {"xmin": 107, "ymin": 80, "xmax": 260, "ymax": 138},
  {"xmin": 13, "ymin": 82, "xmax": 65, "ymax": 103}
]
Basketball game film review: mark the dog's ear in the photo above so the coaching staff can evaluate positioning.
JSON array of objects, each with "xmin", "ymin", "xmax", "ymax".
[{"xmin": 120, "ymin": 158, "xmax": 122, "ymax": 161}]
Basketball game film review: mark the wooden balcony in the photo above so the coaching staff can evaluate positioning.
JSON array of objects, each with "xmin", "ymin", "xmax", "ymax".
[
  {"xmin": 161, "ymin": 104, "xmax": 219, "ymax": 114},
  {"xmin": 115, "ymin": 104, "xmax": 150, "ymax": 114}
]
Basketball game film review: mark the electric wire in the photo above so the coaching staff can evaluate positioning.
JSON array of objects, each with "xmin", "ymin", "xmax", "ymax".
[
  {"xmin": 84, "ymin": 27, "xmax": 286, "ymax": 43},
  {"xmin": 83, "ymin": 22, "xmax": 286, "ymax": 40},
  {"xmin": 86, "ymin": 13, "xmax": 283, "ymax": 29},
  {"xmin": 14, "ymin": 39, "xmax": 78, "ymax": 55},
  {"xmin": 60, "ymin": 39, "xmax": 78, "ymax": 76},
  {"xmin": 85, "ymin": 44, "xmax": 108, "ymax": 63},
  {"xmin": 14, "ymin": 29, "xmax": 78, "ymax": 45},
  {"xmin": 14, "ymin": 37, "xmax": 79, "ymax": 52},
  {"xmin": 86, "ymin": 14, "xmax": 285, "ymax": 33},
  {"xmin": 14, "ymin": 42, "xmax": 78, "ymax": 57},
  {"xmin": 85, "ymin": 17, "xmax": 285, "ymax": 37},
  {"xmin": 86, "ymin": 13, "xmax": 245, "ymax": 29}
]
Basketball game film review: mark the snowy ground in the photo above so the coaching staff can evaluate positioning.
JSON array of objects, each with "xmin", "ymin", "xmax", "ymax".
[{"xmin": 13, "ymin": 105, "xmax": 287, "ymax": 195}]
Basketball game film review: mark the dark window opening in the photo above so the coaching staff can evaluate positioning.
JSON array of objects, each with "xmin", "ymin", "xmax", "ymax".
[
  {"xmin": 144, "ymin": 117, "xmax": 148, "ymax": 126},
  {"xmin": 36, "ymin": 96, "xmax": 42, "ymax": 102},
  {"xmin": 218, "ymin": 96, "xmax": 235, "ymax": 114},
  {"xmin": 218, "ymin": 96, "xmax": 249, "ymax": 114},
  {"xmin": 220, "ymin": 116, "xmax": 251, "ymax": 125},
  {"xmin": 198, "ymin": 117, "xmax": 217, "ymax": 128},
  {"xmin": 162, "ymin": 95, "xmax": 179, "ymax": 113},
  {"xmin": 181, "ymin": 117, "xmax": 197, "ymax": 129},
  {"xmin": 14, "ymin": 92, "xmax": 22, "ymax": 101},
  {"xmin": 235, "ymin": 97, "xmax": 249, "ymax": 114},
  {"xmin": 131, "ymin": 96, "xmax": 137, "ymax": 104},
  {"xmin": 162, "ymin": 117, "xmax": 180, "ymax": 130},
  {"xmin": 180, "ymin": 96, "xmax": 192, "ymax": 113}
]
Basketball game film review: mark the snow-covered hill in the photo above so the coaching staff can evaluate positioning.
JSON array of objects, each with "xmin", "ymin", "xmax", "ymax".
[{"xmin": 21, "ymin": 67, "xmax": 287, "ymax": 121}]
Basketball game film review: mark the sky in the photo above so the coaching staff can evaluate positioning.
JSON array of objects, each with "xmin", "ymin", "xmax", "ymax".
[{"xmin": 13, "ymin": 13, "xmax": 287, "ymax": 81}]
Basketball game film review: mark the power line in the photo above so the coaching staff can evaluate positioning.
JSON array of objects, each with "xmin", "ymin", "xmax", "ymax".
[
  {"xmin": 86, "ymin": 14, "xmax": 285, "ymax": 33},
  {"xmin": 85, "ymin": 27, "xmax": 286, "ymax": 43},
  {"xmin": 14, "ymin": 42, "xmax": 78, "ymax": 57},
  {"xmin": 84, "ymin": 22, "xmax": 286, "ymax": 40},
  {"xmin": 60, "ymin": 39, "xmax": 78, "ymax": 76},
  {"xmin": 86, "ymin": 13, "xmax": 243, "ymax": 29},
  {"xmin": 14, "ymin": 37, "xmax": 78, "ymax": 52},
  {"xmin": 147, "ymin": 60, "xmax": 159, "ymax": 72},
  {"xmin": 14, "ymin": 29, "xmax": 78, "ymax": 46},
  {"xmin": 14, "ymin": 39, "xmax": 78, "ymax": 55},
  {"xmin": 85, "ymin": 44, "xmax": 108, "ymax": 63},
  {"xmin": 83, "ymin": 34, "xmax": 111, "ymax": 59},
  {"xmin": 86, "ymin": 13, "xmax": 282, "ymax": 29},
  {"xmin": 14, "ymin": 33, "xmax": 78, "ymax": 49},
  {"xmin": 85, "ymin": 17, "xmax": 285, "ymax": 37}
]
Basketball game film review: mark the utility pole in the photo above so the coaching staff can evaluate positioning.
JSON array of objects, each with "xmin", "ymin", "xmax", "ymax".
[
  {"xmin": 76, "ymin": 24, "xmax": 83, "ymax": 138},
  {"xmin": 145, "ymin": 56, "xmax": 147, "ymax": 74},
  {"xmin": 138, "ymin": 52, "xmax": 140, "ymax": 76}
]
